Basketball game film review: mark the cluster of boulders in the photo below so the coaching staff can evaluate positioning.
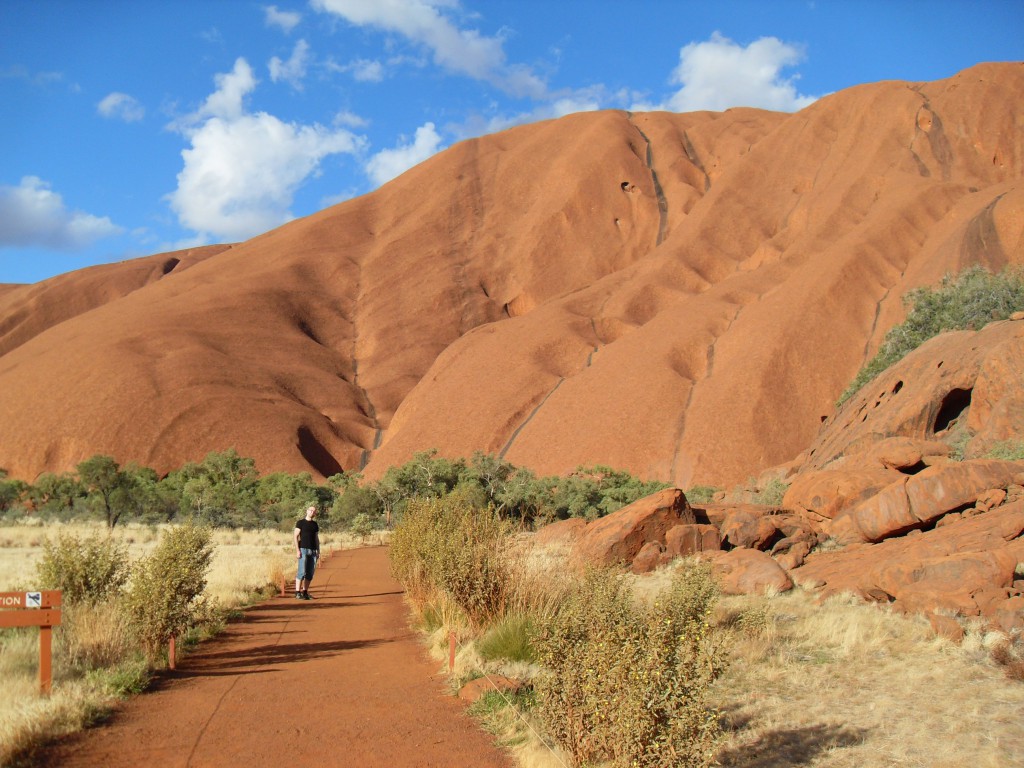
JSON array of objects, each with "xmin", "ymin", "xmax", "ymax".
[
  {"xmin": 536, "ymin": 318, "xmax": 1024, "ymax": 639},
  {"xmin": 537, "ymin": 459, "xmax": 1024, "ymax": 638},
  {"xmin": 535, "ymin": 487, "xmax": 803, "ymax": 597}
]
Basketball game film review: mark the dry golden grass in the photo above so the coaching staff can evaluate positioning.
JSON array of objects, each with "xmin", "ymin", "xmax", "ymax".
[
  {"xmin": 0, "ymin": 520, "xmax": 360, "ymax": 598},
  {"xmin": 462, "ymin": 542, "xmax": 1024, "ymax": 768},
  {"xmin": 645, "ymin": 566, "xmax": 1024, "ymax": 768}
]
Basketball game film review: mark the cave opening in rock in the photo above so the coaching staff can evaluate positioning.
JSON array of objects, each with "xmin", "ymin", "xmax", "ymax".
[{"xmin": 933, "ymin": 387, "xmax": 972, "ymax": 433}]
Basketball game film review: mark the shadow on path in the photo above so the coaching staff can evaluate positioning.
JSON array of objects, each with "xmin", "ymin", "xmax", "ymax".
[{"xmin": 185, "ymin": 636, "xmax": 393, "ymax": 671}]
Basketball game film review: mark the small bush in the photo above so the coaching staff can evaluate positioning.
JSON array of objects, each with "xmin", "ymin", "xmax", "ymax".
[
  {"xmin": 839, "ymin": 265, "xmax": 1024, "ymax": 405},
  {"xmin": 754, "ymin": 478, "xmax": 789, "ymax": 506},
  {"xmin": 685, "ymin": 486, "xmax": 721, "ymax": 505},
  {"xmin": 349, "ymin": 512, "xmax": 378, "ymax": 541},
  {"xmin": 35, "ymin": 532, "xmax": 130, "ymax": 605},
  {"xmin": 985, "ymin": 440, "xmax": 1024, "ymax": 461},
  {"xmin": 122, "ymin": 522, "xmax": 214, "ymax": 658},
  {"xmin": 990, "ymin": 640, "xmax": 1024, "ymax": 682},
  {"xmin": 390, "ymin": 493, "xmax": 513, "ymax": 627},
  {"xmin": 532, "ymin": 563, "xmax": 728, "ymax": 768}
]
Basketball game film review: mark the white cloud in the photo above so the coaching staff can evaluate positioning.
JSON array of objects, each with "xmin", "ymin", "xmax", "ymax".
[
  {"xmin": 333, "ymin": 110, "xmax": 369, "ymax": 128},
  {"xmin": 165, "ymin": 57, "xmax": 257, "ymax": 135},
  {"xmin": 269, "ymin": 39, "xmax": 311, "ymax": 89},
  {"xmin": 167, "ymin": 57, "xmax": 365, "ymax": 241},
  {"xmin": 1, "ymin": 66, "xmax": 64, "ymax": 87},
  {"xmin": 324, "ymin": 56, "xmax": 387, "ymax": 82},
  {"xmin": 365, "ymin": 122, "xmax": 443, "ymax": 186},
  {"xmin": 349, "ymin": 58, "xmax": 385, "ymax": 82},
  {"xmin": 265, "ymin": 4, "xmax": 302, "ymax": 33},
  {"xmin": 641, "ymin": 32, "xmax": 818, "ymax": 113},
  {"xmin": 97, "ymin": 92, "xmax": 145, "ymax": 122},
  {"xmin": 0, "ymin": 176, "xmax": 122, "ymax": 250},
  {"xmin": 452, "ymin": 86, "xmax": 604, "ymax": 139},
  {"xmin": 312, "ymin": 0, "xmax": 547, "ymax": 97}
]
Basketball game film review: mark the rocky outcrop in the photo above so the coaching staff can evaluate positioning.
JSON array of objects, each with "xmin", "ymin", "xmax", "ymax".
[
  {"xmin": 573, "ymin": 488, "xmax": 694, "ymax": 571},
  {"xmin": 556, "ymin": 455, "xmax": 1024, "ymax": 625},
  {"xmin": 829, "ymin": 460, "xmax": 1024, "ymax": 544},
  {"xmin": 664, "ymin": 524, "xmax": 721, "ymax": 559},
  {"xmin": 803, "ymin": 320, "xmax": 1024, "ymax": 475},
  {"xmin": 783, "ymin": 466, "xmax": 904, "ymax": 522},
  {"xmin": 795, "ymin": 499, "xmax": 1024, "ymax": 632}
]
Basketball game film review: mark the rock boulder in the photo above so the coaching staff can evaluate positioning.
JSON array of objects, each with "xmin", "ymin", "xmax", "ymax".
[{"xmin": 574, "ymin": 488, "xmax": 695, "ymax": 570}]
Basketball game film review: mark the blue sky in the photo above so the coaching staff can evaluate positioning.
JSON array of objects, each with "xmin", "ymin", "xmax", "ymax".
[{"xmin": 1, "ymin": 1, "xmax": 1021, "ymax": 285}]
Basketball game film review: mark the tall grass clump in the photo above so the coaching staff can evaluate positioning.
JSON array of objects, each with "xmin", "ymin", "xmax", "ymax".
[
  {"xmin": 35, "ymin": 532, "xmax": 130, "ymax": 604},
  {"xmin": 531, "ymin": 563, "xmax": 729, "ymax": 768},
  {"xmin": 389, "ymin": 493, "xmax": 514, "ymax": 628},
  {"xmin": 838, "ymin": 265, "xmax": 1024, "ymax": 405},
  {"xmin": 122, "ymin": 522, "xmax": 214, "ymax": 658}
]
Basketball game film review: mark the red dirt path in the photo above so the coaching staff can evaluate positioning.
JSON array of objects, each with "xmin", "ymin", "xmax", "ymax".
[{"xmin": 35, "ymin": 547, "xmax": 513, "ymax": 768}]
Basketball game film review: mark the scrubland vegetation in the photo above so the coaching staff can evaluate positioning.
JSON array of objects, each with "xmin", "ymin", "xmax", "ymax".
[
  {"xmin": 388, "ymin": 495, "xmax": 1024, "ymax": 767},
  {"xmin": 0, "ymin": 448, "xmax": 668, "ymax": 533},
  {"xmin": 0, "ymin": 521, "xmax": 331, "ymax": 766},
  {"xmin": 838, "ymin": 265, "xmax": 1024, "ymax": 405},
  {"xmin": 0, "ymin": 452, "xmax": 666, "ymax": 766},
  {"xmin": 389, "ymin": 492, "xmax": 729, "ymax": 768}
]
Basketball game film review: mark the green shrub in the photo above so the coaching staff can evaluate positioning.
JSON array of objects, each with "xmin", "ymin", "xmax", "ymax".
[
  {"xmin": 349, "ymin": 512, "xmax": 379, "ymax": 541},
  {"xmin": 532, "ymin": 564, "xmax": 728, "ymax": 768},
  {"xmin": 35, "ymin": 532, "xmax": 130, "ymax": 604},
  {"xmin": 389, "ymin": 493, "xmax": 513, "ymax": 627},
  {"xmin": 754, "ymin": 478, "xmax": 789, "ymax": 506},
  {"xmin": 685, "ymin": 485, "xmax": 720, "ymax": 505},
  {"xmin": 839, "ymin": 266, "xmax": 1024, "ymax": 405},
  {"xmin": 985, "ymin": 439, "xmax": 1024, "ymax": 461},
  {"xmin": 122, "ymin": 523, "xmax": 214, "ymax": 658}
]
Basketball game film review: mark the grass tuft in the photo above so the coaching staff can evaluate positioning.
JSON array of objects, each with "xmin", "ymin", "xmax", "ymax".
[{"xmin": 477, "ymin": 613, "xmax": 536, "ymax": 664}]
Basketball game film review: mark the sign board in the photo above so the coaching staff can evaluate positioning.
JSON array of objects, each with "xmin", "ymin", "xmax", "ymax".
[
  {"xmin": 0, "ymin": 591, "xmax": 59, "ymax": 609},
  {"xmin": 0, "ymin": 590, "xmax": 62, "ymax": 694}
]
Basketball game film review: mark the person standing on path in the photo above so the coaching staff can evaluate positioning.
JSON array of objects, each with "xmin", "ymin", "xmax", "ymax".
[{"xmin": 294, "ymin": 505, "xmax": 320, "ymax": 600}]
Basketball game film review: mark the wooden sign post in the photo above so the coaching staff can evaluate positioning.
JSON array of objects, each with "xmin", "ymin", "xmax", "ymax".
[{"xmin": 0, "ymin": 590, "xmax": 62, "ymax": 694}]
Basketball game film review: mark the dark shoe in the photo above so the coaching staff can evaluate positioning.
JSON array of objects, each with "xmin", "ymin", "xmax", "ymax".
[
  {"xmin": 302, "ymin": 591, "xmax": 313, "ymax": 600},
  {"xmin": 295, "ymin": 592, "xmax": 302, "ymax": 599}
]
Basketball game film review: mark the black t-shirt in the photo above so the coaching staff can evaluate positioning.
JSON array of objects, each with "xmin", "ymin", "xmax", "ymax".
[{"xmin": 295, "ymin": 518, "xmax": 319, "ymax": 549}]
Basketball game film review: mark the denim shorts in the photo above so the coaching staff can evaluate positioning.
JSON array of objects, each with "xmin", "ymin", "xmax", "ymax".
[{"xmin": 296, "ymin": 548, "xmax": 318, "ymax": 581}]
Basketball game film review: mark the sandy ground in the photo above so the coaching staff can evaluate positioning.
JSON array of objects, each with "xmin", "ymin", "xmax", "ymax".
[{"xmin": 34, "ymin": 546, "xmax": 512, "ymax": 768}]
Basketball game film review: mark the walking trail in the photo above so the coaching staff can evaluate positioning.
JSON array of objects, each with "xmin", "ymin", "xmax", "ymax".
[{"xmin": 36, "ymin": 546, "xmax": 513, "ymax": 768}]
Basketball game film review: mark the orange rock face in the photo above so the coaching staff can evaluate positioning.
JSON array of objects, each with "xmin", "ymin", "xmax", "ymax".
[
  {"xmin": 830, "ymin": 460, "xmax": 1024, "ymax": 544},
  {"xmin": 0, "ymin": 63, "xmax": 1022, "ymax": 489},
  {"xmin": 573, "ymin": 487, "xmax": 694, "ymax": 570}
]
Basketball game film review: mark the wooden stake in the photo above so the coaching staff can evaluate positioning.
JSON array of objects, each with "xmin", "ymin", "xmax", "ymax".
[{"xmin": 39, "ymin": 625, "xmax": 52, "ymax": 695}]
